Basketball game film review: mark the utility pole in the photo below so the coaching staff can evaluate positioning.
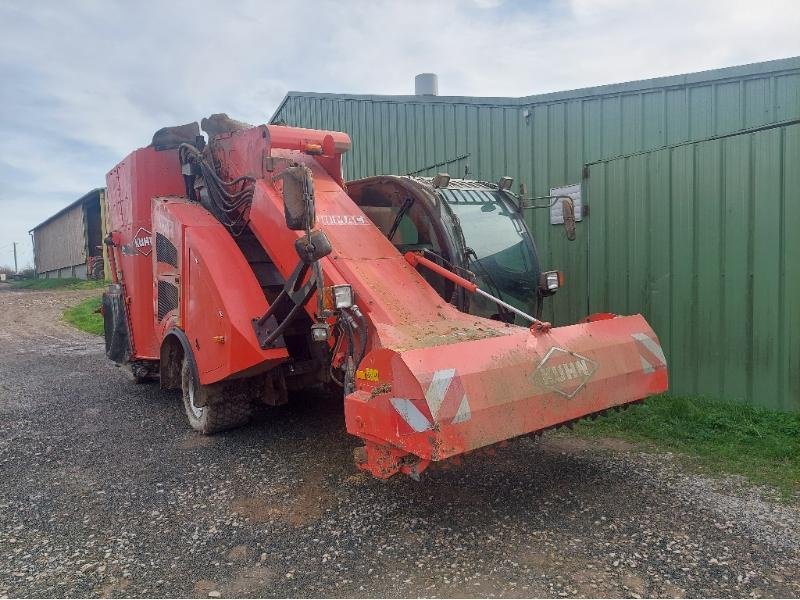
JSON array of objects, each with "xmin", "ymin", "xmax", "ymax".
[{"xmin": 12, "ymin": 242, "xmax": 17, "ymax": 274}]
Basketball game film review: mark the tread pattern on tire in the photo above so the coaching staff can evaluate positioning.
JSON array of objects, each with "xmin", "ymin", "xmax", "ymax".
[
  {"xmin": 201, "ymin": 392, "xmax": 254, "ymax": 434},
  {"xmin": 181, "ymin": 359, "xmax": 253, "ymax": 434}
]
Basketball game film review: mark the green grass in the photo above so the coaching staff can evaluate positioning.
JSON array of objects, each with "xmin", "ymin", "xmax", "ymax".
[
  {"xmin": 63, "ymin": 295, "xmax": 104, "ymax": 336},
  {"xmin": 11, "ymin": 277, "xmax": 106, "ymax": 291},
  {"xmin": 573, "ymin": 394, "xmax": 800, "ymax": 497}
]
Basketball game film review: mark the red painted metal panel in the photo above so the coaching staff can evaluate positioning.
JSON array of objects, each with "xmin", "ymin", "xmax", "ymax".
[
  {"xmin": 345, "ymin": 315, "xmax": 667, "ymax": 468},
  {"xmin": 105, "ymin": 147, "xmax": 185, "ymax": 359},
  {"xmin": 108, "ymin": 122, "xmax": 669, "ymax": 478},
  {"xmin": 212, "ymin": 125, "xmax": 668, "ymax": 477},
  {"xmin": 153, "ymin": 198, "xmax": 289, "ymax": 384}
]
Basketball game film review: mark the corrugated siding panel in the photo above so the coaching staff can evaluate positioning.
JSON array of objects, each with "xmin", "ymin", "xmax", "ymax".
[
  {"xmin": 100, "ymin": 189, "xmax": 111, "ymax": 280},
  {"xmin": 271, "ymin": 60, "xmax": 800, "ymax": 410},
  {"xmin": 33, "ymin": 203, "xmax": 86, "ymax": 273},
  {"xmin": 585, "ymin": 123, "xmax": 800, "ymax": 411},
  {"xmin": 273, "ymin": 65, "xmax": 800, "ymax": 314}
]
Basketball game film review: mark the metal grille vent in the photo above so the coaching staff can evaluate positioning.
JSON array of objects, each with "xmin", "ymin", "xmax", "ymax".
[
  {"xmin": 157, "ymin": 280, "xmax": 179, "ymax": 321},
  {"xmin": 156, "ymin": 232, "xmax": 178, "ymax": 267}
]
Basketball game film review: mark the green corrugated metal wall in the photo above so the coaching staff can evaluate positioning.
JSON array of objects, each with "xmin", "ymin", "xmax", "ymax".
[
  {"xmin": 272, "ymin": 57, "xmax": 800, "ymax": 410},
  {"xmin": 585, "ymin": 121, "xmax": 800, "ymax": 411}
]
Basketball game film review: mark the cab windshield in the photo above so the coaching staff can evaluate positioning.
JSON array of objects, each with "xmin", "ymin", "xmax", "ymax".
[{"xmin": 440, "ymin": 188, "xmax": 540, "ymax": 319}]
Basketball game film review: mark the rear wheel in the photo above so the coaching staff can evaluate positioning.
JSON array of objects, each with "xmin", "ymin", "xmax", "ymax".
[{"xmin": 180, "ymin": 357, "xmax": 253, "ymax": 434}]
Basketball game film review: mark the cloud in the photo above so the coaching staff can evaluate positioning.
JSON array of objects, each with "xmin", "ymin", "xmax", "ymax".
[
  {"xmin": 471, "ymin": 0, "xmax": 505, "ymax": 8},
  {"xmin": 0, "ymin": 0, "xmax": 798, "ymax": 269}
]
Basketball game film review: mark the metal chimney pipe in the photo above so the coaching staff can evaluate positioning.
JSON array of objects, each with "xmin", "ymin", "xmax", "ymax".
[{"xmin": 415, "ymin": 73, "xmax": 438, "ymax": 96}]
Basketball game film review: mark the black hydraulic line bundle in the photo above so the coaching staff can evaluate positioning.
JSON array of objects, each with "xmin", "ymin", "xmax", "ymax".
[{"xmin": 179, "ymin": 143, "xmax": 255, "ymax": 236}]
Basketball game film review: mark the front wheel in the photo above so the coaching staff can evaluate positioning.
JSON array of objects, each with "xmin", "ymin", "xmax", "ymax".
[{"xmin": 180, "ymin": 357, "xmax": 253, "ymax": 434}]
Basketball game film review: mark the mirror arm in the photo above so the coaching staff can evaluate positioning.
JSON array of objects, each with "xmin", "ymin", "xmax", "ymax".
[
  {"xmin": 387, "ymin": 197, "xmax": 415, "ymax": 241},
  {"xmin": 518, "ymin": 194, "xmax": 572, "ymax": 210},
  {"xmin": 252, "ymin": 261, "xmax": 316, "ymax": 348}
]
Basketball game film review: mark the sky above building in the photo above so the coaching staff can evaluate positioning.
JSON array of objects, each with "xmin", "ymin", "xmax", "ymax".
[{"xmin": 1, "ymin": 0, "xmax": 799, "ymax": 269}]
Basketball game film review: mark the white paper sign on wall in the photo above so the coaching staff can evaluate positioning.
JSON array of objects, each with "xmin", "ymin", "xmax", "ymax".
[{"xmin": 549, "ymin": 183, "xmax": 583, "ymax": 225}]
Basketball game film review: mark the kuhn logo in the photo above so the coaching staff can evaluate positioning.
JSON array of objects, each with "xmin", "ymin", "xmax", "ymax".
[
  {"xmin": 133, "ymin": 227, "xmax": 152, "ymax": 256},
  {"xmin": 533, "ymin": 347, "xmax": 598, "ymax": 399}
]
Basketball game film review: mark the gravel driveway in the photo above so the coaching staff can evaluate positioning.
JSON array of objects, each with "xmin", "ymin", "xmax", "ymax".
[{"xmin": 1, "ymin": 285, "xmax": 798, "ymax": 598}]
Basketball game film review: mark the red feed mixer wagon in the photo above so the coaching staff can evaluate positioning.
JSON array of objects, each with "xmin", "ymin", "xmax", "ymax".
[{"xmin": 102, "ymin": 115, "xmax": 668, "ymax": 479}]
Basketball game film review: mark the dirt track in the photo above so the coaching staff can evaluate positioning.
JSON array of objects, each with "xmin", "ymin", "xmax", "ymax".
[
  {"xmin": 0, "ymin": 286, "xmax": 103, "ymax": 356},
  {"xmin": 0, "ymin": 286, "xmax": 799, "ymax": 598}
]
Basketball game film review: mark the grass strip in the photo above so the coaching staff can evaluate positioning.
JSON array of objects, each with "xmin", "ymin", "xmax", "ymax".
[
  {"xmin": 63, "ymin": 296, "xmax": 104, "ymax": 336},
  {"xmin": 12, "ymin": 278, "xmax": 106, "ymax": 291},
  {"xmin": 573, "ymin": 394, "xmax": 800, "ymax": 496}
]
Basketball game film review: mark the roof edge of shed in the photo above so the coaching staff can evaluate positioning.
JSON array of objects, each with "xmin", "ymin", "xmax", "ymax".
[
  {"xmin": 29, "ymin": 187, "xmax": 104, "ymax": 234},
  {"xmin": 271, "ymin": 55, "xmax": 800, "ymax": 113}
]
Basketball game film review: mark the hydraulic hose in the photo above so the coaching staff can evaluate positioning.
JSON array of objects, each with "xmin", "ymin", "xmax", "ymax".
[
  {"xmin": 329, "ymin": 306, "xmax": 368, "ymax": 392},
  {"xmin": 179, "ymin": 143, "xmax": 255, "ymax": 236},
  {"xmin": 349, "ymin": 306, "xmax": 368, "ymax": 368}
]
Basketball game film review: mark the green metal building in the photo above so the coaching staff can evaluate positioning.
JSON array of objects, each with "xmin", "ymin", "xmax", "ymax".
[{"xmin": 271, "ymin": 57, "xmax": 800, "ymax": 411}]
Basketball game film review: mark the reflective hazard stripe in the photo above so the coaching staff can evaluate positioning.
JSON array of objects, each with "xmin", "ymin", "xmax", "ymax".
[
  {"xmin": 390, "ymin": 398, "xmax": 432, "ymax": 432},
  {"xmin": 425, "ymin": 368, "xmax": 456, "ymax": 417},
  {"xmin": 631, "ymin": 333, "xmax": 667, "ymax": 374},
  {"xmin": 391, "ymin": 368, "xmax": 471, "ymax": 431},
  {"xmin": 452, "ymin": 394, "xmax": 471, "ymax": 424}
]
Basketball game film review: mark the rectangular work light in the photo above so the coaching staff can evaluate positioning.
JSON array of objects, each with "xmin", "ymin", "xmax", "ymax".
[
  {"xmin": 323, "ymin": 284, "xmax": 354, "ymax": 311},
  {"xmin": 540, "ymin": 270, "xmax": 564, "ymax": 292}
]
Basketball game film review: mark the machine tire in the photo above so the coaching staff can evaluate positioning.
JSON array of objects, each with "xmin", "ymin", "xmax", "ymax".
[
  {"xmin": 133, "ymin": 372, "xmax": 155, "ymax": 385},
  {"xmin": 180, "ymin": 358, "xmax": 253, "ymax": 434},
  {"xmin": 90, "ymin": 260, "xmax": 104, "ymax": 280},
  {"xmin": 131, "ymin": 361, "xmax": 158, "ymax": 384}
]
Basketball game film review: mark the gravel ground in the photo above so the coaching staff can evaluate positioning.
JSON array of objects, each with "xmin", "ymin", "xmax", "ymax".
[{"xmin": 0, "ymin": 285, "xmax": 799, "ymax": 598}]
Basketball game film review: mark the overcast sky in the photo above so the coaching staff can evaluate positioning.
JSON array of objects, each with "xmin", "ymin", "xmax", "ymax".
[{"xmin": 1, "ymin": 0, "xmax": 799, "ymax": 269}]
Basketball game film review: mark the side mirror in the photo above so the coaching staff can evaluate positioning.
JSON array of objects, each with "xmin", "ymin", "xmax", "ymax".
[
  {"xmin": 562, "ymin": 198, "xmax": 576, "ymax": 241},
  {"xmin": 279, "ymin": 165, "xmax": 316, "ymax": 231}
]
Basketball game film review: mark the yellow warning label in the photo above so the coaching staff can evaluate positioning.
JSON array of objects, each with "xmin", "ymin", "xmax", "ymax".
[
  {"xmin": 365, "ymin": 368, "xmax": 379, "ymax": 382},
  {"xmin": 356, "ymin": 370, "xmax": 365, "ymax": 380}
]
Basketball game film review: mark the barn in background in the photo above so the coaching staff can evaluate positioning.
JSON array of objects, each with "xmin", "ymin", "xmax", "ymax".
[
  {"xmin": 270, "ymin": 56, "xmax": 800, "ymax": 411},
  {"xmin": 30, "ymin": 188, "xmax": 108, "ymax": 280}
]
